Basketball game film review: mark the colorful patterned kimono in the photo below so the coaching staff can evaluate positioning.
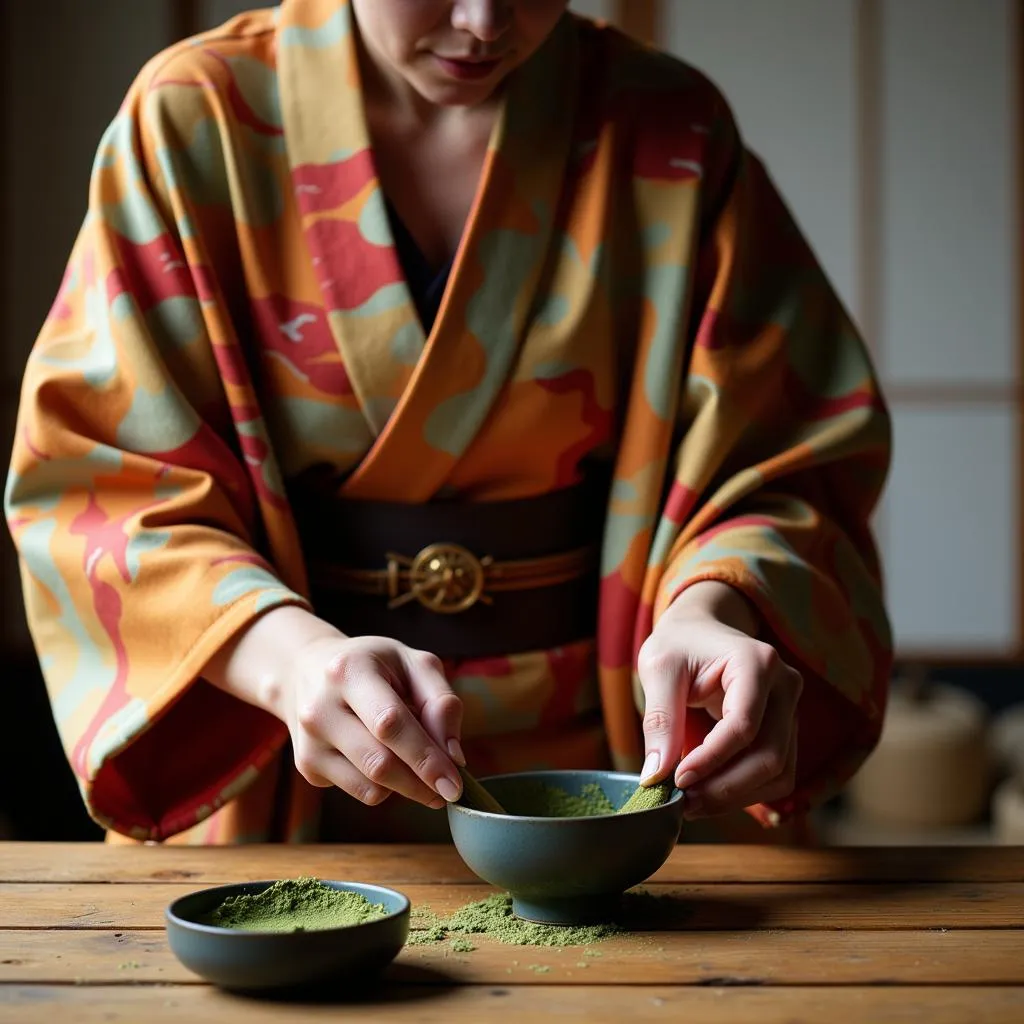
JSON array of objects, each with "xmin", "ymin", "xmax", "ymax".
[{"xmin": 5, "ymin": 0, "xmax": 891, "ymax": 844}]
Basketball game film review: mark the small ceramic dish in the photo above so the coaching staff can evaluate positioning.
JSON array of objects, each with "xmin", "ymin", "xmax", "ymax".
[
  {"xmin": 447, "ymin": 769, "xmax": 685, "ymax": 926},
  {"xmin": 165, "ymin": 880, "xmax": 410, "ymax": 991}
]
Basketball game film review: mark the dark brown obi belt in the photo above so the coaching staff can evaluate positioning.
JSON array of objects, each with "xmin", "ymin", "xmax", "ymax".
[{"xmin": 298, "ymin": 474, "xmax": 608, "ymax": 659}]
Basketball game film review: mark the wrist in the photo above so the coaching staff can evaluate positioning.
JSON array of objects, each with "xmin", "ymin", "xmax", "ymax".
[
  {"xmin": 663, "ymin": 579, "xmax": 759, "ymax": 637},
  {"xmin": 206, "ymin": 605, "xmax": 345, "ymax": 720}
]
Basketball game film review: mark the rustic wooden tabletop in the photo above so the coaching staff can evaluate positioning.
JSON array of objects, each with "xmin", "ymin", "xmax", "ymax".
[{"xmin": 0, "ymin": 842, "xmax": 1021, "ymax": 1022}]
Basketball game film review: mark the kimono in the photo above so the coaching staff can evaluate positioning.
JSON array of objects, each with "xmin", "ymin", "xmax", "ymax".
[{"xmin": 4, "ymin": 0, "xmax": 892, "ymax": 844}]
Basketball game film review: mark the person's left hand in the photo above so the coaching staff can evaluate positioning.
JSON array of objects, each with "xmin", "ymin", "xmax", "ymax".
[{"xmin": 636, "ymin": 580, "xmax": 803, "ymax": 819}]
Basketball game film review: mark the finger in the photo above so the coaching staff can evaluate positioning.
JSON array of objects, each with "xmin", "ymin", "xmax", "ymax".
[
  {"xmin": 730, "ymin": 723, "xmax": 800, "ymax": 812},
  {"xmin": 684, "ymin": 687, "xmax": 799, "ymax": 818},
  {"xmin": 402, "ymin": 649, "xmax": 465, "ymax": 765},
  {"xmin": 686, "ymin": 731, "xmax": 798, "ymax": 819},
  {"xmin": 330, "ymin": 709, "xmax": 444, "ymax": 808},
  {"xmin": 340, "ymin": 657, "xmax": 463, "ymax": 803},
  {"xmin": 674, "ymin": 650, "xmax": 784, "ymax": 789},
  {"xmin": 636, "ymin": 643, "xmax": 689, "ymax": 785},
  {"xmin": 294, "ymin": 744, "xmax": 393, "ymax": 807}
]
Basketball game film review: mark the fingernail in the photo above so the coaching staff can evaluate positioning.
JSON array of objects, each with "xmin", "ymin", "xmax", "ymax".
[
  {"xmin": 640, "ymin": 751, "xmax": 660, "ymax": 783},
  {"xmin": 428, "ymin": 796, "xmax": 446, "ymax": 810},
  {"xmin": 435, "ymin": 776, "xmax": 461, "ymax": 803},
  {"xmin": 448, "ymin": 739, "xmax": 466, "ymax": 767},
  {"xmin": 677, "ymin": 771, "xmax": 698, "ymax": 790}
]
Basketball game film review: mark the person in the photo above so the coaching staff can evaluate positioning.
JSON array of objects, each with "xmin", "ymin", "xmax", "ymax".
[{"xmin": 4, "ymin": 0, "xmax": 892, "ymax": 846}]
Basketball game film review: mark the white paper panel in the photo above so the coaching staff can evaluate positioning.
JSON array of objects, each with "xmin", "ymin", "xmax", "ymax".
[
  {"xmin": 664, "ymin": 0, "xmax": 859, "ymax": 322},
  {"xmin": 879, "ymin": 0, "xmax": 1016, "ymax": 385},
  {"xmin": 880, "ymin": 404, "xmax": 1018, "ymax": 654},
  {"xmin": 571, "ymin": 0, "xmax": 615, "ymax": 21}
]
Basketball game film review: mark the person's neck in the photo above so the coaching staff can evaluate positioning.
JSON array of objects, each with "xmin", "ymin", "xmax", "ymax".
[{"xmin": 355, "ymin": 28, "xmax": 497, "ymax": 133}]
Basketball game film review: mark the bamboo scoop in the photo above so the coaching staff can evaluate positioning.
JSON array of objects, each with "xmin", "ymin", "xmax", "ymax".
[{"xmin": 456, "ymin": 765, "xmax": 507, "ymax": 814}]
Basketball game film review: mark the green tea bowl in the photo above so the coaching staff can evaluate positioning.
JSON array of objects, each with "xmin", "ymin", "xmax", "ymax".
[
  {"xmin": 165, "ymin": 880, "xmax": 410, "ymax": 992},
  {"xmin": 447, "ymin": 769, "xmax": 684, "ymax": 926}
]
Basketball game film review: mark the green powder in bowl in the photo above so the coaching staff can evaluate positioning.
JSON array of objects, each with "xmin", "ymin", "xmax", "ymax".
[
  {"xmin": 201, "ymin": 878, "xmax": 388, "ymax": 933},
  {"xmin": 501, "ymin": 781, "xmax": 617, "ymax": 817},
  {"xmin": 496, "ymin": 779, "xmax": 673, "ymax": 818}
]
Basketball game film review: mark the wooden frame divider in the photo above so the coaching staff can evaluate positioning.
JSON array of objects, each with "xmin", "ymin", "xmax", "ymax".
[
  {"xmin": 614, "ymin": 0, "xmax": 658, "ymax": 45},
  {"xmin": 172, "ymin": 0, "xmax": 200, "ymax": 42},
  {"xmin": 856, "ymin": 0, "xmax": 883, "ymax": 362}
]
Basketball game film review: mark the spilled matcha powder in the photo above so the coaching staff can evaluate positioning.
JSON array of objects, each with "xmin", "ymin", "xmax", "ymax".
[
  {"xmin": 406, "ymin": 893, "xmax": 619, "ymax": 948},
  {"xmin": 203, "ymin": 878, "xmax": 387, "ymax": 933}
]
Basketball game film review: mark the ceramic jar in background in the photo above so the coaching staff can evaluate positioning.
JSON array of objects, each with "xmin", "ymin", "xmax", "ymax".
[
  {"xmin": 992, "ymin": 777, "xmax": 1024, "ymax": 843},
  {"xmin": 847, "ymin": 681, "xmax": 990, "ymax": 829},
  {"xmin": 990, "ymin": 703, "xmax": 1024, "ymax": 843},
  {"xmin": 989, "ymin": 703, "xmax": 1024, "ymax": 780}
]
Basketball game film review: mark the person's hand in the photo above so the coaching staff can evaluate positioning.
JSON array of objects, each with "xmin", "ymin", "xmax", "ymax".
[
  {"xmin": 636, "ymin": 581, "xmax": 802, "ymax": 819},
  {"xmin": 281, "ymin": 633, "xmax": 465, "ymax": 809}
]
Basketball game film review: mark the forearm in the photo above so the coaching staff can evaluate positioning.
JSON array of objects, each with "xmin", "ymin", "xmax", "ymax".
[{"xmin": 203, "ymin": 606, "xmax": 345, "ymax": 720}]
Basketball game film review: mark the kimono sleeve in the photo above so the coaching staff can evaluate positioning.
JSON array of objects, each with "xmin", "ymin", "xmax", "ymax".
[
  {"xmin": 653, "ymin": 140, "xmax": 893, "ymax": 826},
  {"xmin": 4, "ymin": 66, "xmax": 309, "ymax": 840}
]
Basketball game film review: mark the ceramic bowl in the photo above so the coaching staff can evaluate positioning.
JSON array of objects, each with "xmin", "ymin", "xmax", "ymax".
[
  {"xmin": 447, "ymin": 769, "xmax": 684, "ymax": 925},
  {"xmin": 165, "ymin": 880, "xmax": 409, "ymax": 991}
]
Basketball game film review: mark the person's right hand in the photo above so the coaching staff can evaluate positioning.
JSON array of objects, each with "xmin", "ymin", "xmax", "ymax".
[{"xmin": 281, "ymin": 633, "xmax": 465, "ymax": 809}]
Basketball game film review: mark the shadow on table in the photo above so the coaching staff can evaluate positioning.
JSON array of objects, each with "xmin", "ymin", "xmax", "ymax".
[
  {"xmin": 621, "ymin": 888, "xmax": 768, "ymax": 931},
  {"xmin": 226, "ymin": 964, "xmax": 460, "ymax": 1006}
]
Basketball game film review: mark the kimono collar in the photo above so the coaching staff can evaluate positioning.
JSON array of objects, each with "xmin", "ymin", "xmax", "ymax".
[{"xmin": 276, "ymin": 0, "xmax": 579, "ymax": 501}]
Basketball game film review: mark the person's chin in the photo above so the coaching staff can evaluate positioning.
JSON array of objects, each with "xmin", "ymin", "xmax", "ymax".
[{"xmin": 415, "ymin": 74, "xmax": 505, "ymax": 107}]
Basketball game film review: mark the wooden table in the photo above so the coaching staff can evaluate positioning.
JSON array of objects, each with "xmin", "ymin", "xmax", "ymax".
[{"xmin": 0, "ymin": 842, "xmax": 1021, "ymax": 1022}]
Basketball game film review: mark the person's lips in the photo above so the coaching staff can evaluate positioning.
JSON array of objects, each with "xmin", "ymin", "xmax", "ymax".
[{"xmin": 433, "ymin": 54, "xmax": 503, "ymax": 80}]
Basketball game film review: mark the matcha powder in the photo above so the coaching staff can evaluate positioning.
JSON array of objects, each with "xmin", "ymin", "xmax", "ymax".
[
  {"xmin": 496, "ymin": 779, "xmax": 672, "ymax": 818},
  {"xmin": 506, "ymin": 781, "xmax": 617, "ymax": 817},
  {"xmin": 203, "ymin": 878, "xmax": 387, "ymax": 933},
  {"xmin": 407, "ymin": 893, "xmax": 619, "ymax": 948}
]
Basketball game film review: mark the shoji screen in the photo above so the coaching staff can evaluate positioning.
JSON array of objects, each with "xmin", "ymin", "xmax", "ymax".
[{"xmin": 663, "ymin": 0, "xmax": 1021, "ymax": 661}]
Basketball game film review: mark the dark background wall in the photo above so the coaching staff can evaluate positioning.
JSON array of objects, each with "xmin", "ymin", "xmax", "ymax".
[{"xmin": 1, "ymin": 2, "xmax": 200, "ymax": 841}]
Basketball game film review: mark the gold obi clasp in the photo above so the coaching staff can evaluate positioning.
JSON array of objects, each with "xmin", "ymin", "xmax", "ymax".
[{"xmin": 385, "ymin": 543, "xmax": 494, "ymax": 614}]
